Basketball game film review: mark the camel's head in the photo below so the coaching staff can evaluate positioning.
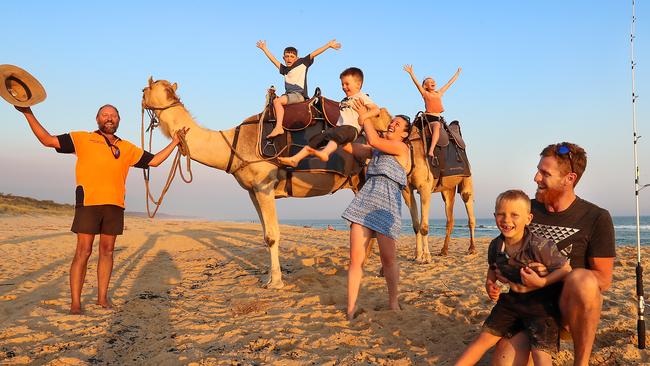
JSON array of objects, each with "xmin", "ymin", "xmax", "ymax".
[
  {"xmin": 142, "ymin": 76, "xmax": 180, "ymax": 109},
  {"xmin": 366, "ymin": 107, "xmax": 392, "ymax": 132}
]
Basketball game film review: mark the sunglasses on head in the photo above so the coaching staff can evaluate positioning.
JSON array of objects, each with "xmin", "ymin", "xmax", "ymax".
[{"xmin": 556, "ymin": 144, "xmax": 574, "ymax": 173}]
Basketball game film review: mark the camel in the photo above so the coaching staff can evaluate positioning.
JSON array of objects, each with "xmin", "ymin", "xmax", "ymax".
[
  {"xmin": 141, "ymin": 77, "xmax": 390, "ymax": 288},
  {"xmin": 402, "ymin": 126, "xmax": 476, "ymax": 262}
]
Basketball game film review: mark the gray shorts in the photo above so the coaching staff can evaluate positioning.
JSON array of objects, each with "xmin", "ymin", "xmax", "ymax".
[{"xmin": 284, "ymin": 92, "xmax": 305, "ymax": 104}]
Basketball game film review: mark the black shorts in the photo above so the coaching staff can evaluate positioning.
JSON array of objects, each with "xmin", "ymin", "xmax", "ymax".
[
  {"xmin": 71, "ymin": 205, "xmax": 125, "ymax": 235},
  {"xmin": 308, "ymin": 125, "xmax": 358, "ymax": 149},
  {"xmin": 483, "ymin": 290, "xmax": 561, "ymax": 353}
]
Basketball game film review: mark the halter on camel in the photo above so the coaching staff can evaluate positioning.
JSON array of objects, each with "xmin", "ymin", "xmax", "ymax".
[
  {"xmin": 140, "ymin": 95, "xmax": 193, "ymax": 218},
  {"xmin": 140, "ymin": 87, "xmax": 291, "ymax": 217}
]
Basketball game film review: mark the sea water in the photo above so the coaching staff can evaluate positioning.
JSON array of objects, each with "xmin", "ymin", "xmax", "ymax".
[{"xmin": 279, "ymin": 216, "xmax": 650, "ymax": 247}]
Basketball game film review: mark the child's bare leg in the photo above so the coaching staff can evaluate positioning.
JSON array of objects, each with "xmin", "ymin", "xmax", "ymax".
[
  {"xmin": 531, "ymin": 349, "xmax": 552, "ymax": 366},
  {"xmin": 277, "ymin": 145, "xmax": 313, "ymax": 167},
  {"xmin": 454, "ymin": 331, "xmax": 502, "ymax": 366},
  {"xmin": 312, "ymin": 140, "xmax": 339, "ymax": 162},
  {"xmin": 267, "ymin": 95, "xmax": 288, "ymax": 138},
  {"xmin": 348, "ymin": 223, "xmax": 372, "ymax": 320},
  {"xmin": 428, "ymin": 121, "xmax": 441, "ymax": 157}
]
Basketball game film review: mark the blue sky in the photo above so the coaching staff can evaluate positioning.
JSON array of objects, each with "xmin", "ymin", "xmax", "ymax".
[{"xmin": 2, "ymin": 1, "xmax": 649, "ymax": 220}]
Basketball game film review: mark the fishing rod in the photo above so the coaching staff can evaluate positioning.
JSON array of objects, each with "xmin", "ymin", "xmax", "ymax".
[{"xmin": 631, "ymin": 0, "xmax": 649, "ymax": 350}]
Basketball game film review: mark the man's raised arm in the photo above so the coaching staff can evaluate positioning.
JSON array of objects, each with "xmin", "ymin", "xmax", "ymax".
[{"xmin": 15, "ymin": 106, "xmax": 60, "ymax": 149}]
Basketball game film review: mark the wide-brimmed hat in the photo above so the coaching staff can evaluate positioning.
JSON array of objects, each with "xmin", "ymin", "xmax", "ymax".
[{"xmin": 0, "ymin": 64, "xmax": 47, "ymax": 107}]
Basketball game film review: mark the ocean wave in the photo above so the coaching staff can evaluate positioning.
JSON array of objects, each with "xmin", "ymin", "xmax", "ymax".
[{"xmin": 614, "ymin": 225, "xmax": 650, "ymax": 231}]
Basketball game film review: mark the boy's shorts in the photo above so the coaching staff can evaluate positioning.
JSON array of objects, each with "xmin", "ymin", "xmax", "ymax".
[
  {"xmin": 483, "ymin": 292, "xmax": 561, "ymax": 353},
  {"xmin": 71, "ymin": 205, "xmax": 125, "ymax": 235},
  {"xmin": 308, "ymin": 125, "xmax": 358, "ymax": 148},
  {"xmin": 283, "ymin": 92, "xmax": 305, "ymax": 104}
]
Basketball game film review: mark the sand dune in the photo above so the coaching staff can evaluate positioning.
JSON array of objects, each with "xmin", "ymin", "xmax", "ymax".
[{"xmin": 0, "ymin": 213, "xmax": 648, "ymax": 365}]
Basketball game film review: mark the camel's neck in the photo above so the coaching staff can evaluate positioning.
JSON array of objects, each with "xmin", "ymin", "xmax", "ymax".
[{"xmin": 154, "ymin": 107, "xmax": 236, "ymax": 172}]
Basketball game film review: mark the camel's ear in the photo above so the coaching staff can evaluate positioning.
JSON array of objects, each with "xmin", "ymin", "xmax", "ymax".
[
  {"xmin": 172, "ymin": 83, "xmax": 177, "ymax": 92},
  {"xmin": 148, "ymin": 76, "xmax": 154, "ymax": 87}
]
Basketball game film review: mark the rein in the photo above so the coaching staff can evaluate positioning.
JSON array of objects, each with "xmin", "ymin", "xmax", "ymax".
[
  {"xmin": 218, "ymin": 87, "xmax": 288, "ymax": 175},
  {"xmin": 140, "ymin": 99, "xmax": 193, "ymax": 218}
]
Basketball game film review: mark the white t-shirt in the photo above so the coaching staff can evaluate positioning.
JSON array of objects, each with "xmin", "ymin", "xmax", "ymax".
[
  {"xmin": 337, "ymin": 92, "xmax": 375, "ymax": 131},
  {"xmin": 279, "ymin": 56, "xmax": 314, "ymax": 98}
]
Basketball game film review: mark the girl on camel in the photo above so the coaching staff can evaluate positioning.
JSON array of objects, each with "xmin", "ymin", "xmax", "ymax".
[{"xmin": 403, "ymin": 65, "xmax": 461, "ymax": 158}]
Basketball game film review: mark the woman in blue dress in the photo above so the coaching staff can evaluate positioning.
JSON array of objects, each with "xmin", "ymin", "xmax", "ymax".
[{"xmin": 342, "ymin": 100, "xmax": 411, "ymax": 320}]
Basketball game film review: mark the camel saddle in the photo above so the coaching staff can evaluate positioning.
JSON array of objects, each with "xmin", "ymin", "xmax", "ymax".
[
  {"xmin": 259, "ymin": 88, "xmax": 363, "ymax": 180},
  {"xmin": 411, "ymin": 113, "xmax": 471, "ymax": 179},
  {"xmin": 268, "ymin": 87, "xmax": 340, "ymax": 131}
]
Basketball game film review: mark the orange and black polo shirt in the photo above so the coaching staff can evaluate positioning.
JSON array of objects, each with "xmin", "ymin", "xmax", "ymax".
[{"xmin": 56, "ymin": 131, "xmax": 154, "ymax": 208}]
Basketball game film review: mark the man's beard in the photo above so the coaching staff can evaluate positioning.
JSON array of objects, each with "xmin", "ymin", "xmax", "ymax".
[
  {"xmin": 99, "ymin": 123, "xmax": 117, "ymax": 134},
  {"xmin": 535, "ymin": 185, "xmax": 563, "ymax": 205}
]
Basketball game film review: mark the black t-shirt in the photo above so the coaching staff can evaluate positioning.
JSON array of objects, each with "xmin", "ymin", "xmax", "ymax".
[
  {"xmin": 529, "ymin": 197, "xmax": 616, "ymax": 269},
  {"xmin": 487, "ymin": 228, "xmax": 568, "ymax": 284}
]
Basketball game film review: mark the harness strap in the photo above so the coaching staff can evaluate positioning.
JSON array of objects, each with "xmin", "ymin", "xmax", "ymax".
[
  {"xmin": 225, "ymin": 126, "xmax": 241, "ymax": 174},
  {"xmin": 286, "ymin": 169, "xmax": 293, "ymax": 196},
  {"xmin": 407, "ymin": 142, "xmax": 415, "ymax": 176}
]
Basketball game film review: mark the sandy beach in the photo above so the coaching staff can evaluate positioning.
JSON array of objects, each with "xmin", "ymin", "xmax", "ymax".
[{"xmin": 0, "ymin": 213, "xmax": 648, "ymax": 365}]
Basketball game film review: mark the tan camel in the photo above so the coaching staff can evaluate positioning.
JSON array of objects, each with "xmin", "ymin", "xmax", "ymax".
[
  {"xmin": 402, "ymin": 128, "xmax": 476, "ymax": 262},
  {"xmin": 142, "ymin": 77, "xmax": 390, "ymax": 288}
]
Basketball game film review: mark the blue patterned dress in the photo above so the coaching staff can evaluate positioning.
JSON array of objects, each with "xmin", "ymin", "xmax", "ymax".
[{"xmin": 342, "ymin": 150, "xmax": 407, "ymax": 239}]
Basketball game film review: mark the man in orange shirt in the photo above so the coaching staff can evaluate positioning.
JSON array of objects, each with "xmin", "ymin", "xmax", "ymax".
[{"xmin": 15, "ymin": 104, "xmax": 188, "ymax": 314}]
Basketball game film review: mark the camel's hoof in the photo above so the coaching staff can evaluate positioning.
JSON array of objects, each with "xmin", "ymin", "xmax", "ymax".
[
  {"xmin": 423, "ymin": 254, "xmax": 432, "ymax": 263},
  {"xmin": 262, "ymin": 277, "xmax": 285, "ymax": 289},
  {"xmin": 437, "ymin": 250, "xmax": 448, "ymax": 256},
  {"xmin": 466, "ymin": 246, "xmax": 477, "ymax": 255}
]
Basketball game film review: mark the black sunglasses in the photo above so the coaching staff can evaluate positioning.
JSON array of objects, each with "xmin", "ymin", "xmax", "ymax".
[
  {"xmin": 96, "ymin": 131, "xmax": 121, "ymax": 159},
  {"xmin": 108, "ymin": 144, "xmax": 121, "ymax": 159},
  {"xmin": 556, "ymin": 144, "xmax": 574, "ymax": 173}
]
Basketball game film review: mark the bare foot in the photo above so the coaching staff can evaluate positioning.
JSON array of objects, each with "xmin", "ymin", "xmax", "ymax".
[
  {"xmin": 96, "ymin": 299, "xmax": 113, "ymax": 309},
  {"xmin": 277, "ymin": 156, "xmax": 299, "ymax": 167},
  {"xmin": 311, "ymin": 149, "xmax": 330, "ymax": 162},
  {"xmin": 266, "ymin": 126, "xmax": 284, "ymax": 139},
  {"xmin": 70, "ymin": 305, "xmax": 83, "ymax": 315},
  {"xmin": 342, "ymin": 143, "xmax": 353, "ymax": 154}
]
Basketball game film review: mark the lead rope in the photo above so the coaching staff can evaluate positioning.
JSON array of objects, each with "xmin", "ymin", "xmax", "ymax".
[{"xmin": 140, "ymin": 106, "xmax": 193, "ymax": 218}]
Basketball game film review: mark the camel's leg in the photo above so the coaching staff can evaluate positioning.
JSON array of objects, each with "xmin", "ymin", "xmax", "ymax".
[
  {"xmin": 459, "ymin": 178, "xmax": 476, "ymax": 254},
  {"xmin": 439, "ymin": 189, "xmax": 456, "ymax": 256},
  {"xmin": 418, "ymin": 186, "xmax": 433, "ymax": 263},
  {"xmin": 402, "ymin": 187, "xmax": 423, "ymax": 262},
  {"xmin": 248, "ymin": 190, "xmax": 284, "ymax": 289}
]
